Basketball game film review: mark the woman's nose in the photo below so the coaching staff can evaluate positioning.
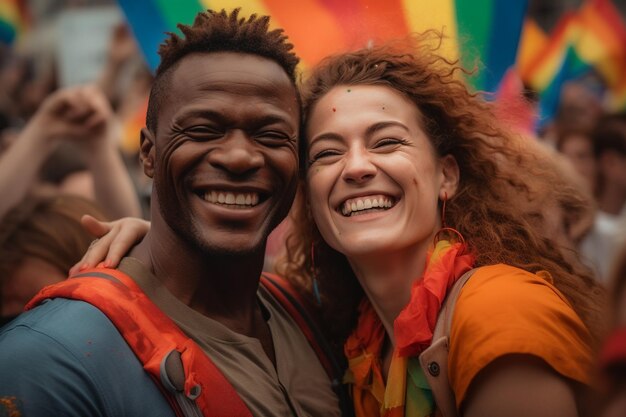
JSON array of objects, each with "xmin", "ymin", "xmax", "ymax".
[{"xmin": 341, "ymin": 147, "xmax": 376, "ymax": 184}]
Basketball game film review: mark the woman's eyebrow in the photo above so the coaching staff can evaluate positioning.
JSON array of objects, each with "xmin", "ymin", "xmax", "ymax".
[
  {"xmin": 365, "ymin": 121, "xmax": 410, "ymax": 136},
  {"xmin": 308, "ymin": 132, "xmax": 343, "ymax": 150}
]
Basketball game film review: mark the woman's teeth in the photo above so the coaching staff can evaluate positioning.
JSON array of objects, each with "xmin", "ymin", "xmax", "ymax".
[
  {"xmin": 341, "ymin": 196, "xmax": 394, "ymax": 216},
  {"xmin": 203, "ymin": 191, "xmax": 259, "ymax": 207}
]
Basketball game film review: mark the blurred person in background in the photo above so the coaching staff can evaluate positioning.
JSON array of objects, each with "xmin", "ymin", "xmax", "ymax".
[
  {"xmin": 0, "ymin": 194, "xmax": 107, "ymax": 325},
  {"xmin": 0, "ymin": 83, "xmax": 142, "ymax": 221},
  {"xmin": 555, "ymin": 82, "xmax": 604, "ymax": 138},
  {"xmin": 97, "ymin": 22, "xmax": 154, "ymax": 218},
  {"xmin": 556, "ymin": 129, "xmax": 598, "ymax": 194},
  {"xmin": 580, "ymin": 114, "xmax": 626, "ymax": 282}
]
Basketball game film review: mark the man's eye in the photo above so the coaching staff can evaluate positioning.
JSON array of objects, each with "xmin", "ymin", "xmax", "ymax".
[
  {"xmin": 185, "ymin": 126, "xmax": 222, "ymax": 140},
  {"xmin": 256, "ymin": 131, "xmax": 292, "ymax": 144}
]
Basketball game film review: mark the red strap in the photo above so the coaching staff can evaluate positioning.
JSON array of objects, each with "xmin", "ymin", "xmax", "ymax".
[{"xmin": 27, "ymin": 268, "xmax": 252, "ymax": 417}]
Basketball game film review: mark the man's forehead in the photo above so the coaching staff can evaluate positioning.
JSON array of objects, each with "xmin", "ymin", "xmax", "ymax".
[{"xmin": 170, "ymin": 51, "xmax": 294, "ymax": 90}]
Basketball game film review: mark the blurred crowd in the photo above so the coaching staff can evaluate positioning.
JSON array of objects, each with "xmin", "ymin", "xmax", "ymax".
[
  {"xmin": 0, "ymin": 3, "xmax": 625, "ymax": 414},
  {"xmin": 0, "ymin": 21, "xmax": 150, "ymax": 321}
]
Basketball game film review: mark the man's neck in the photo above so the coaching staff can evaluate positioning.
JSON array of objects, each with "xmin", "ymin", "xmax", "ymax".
[{"xmin": 130, "ymin": 224, "xmax": 266, "ymax": 331}]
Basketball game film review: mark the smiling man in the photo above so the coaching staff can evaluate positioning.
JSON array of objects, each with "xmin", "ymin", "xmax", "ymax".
[{"xmin": 0, "ymin": 10, "xmax": 341, "ymax": 417}]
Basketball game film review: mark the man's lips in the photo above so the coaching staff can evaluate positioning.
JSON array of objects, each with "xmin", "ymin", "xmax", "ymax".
[{"xmin": 201, "ymin": 190, "xmax": 260, "ymax": 207}]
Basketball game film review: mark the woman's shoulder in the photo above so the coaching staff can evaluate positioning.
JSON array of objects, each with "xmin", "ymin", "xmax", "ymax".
[
  {"xmin": 459, "ymin": 264, "xmax": 570, "ymax": 310},
  {"xmin": 447, "ymin": 263, "xmax": 594, "ymax": 406},
  {"xmin": 453, "ymin": 263, "xmax": 589, "ymax": 343}
]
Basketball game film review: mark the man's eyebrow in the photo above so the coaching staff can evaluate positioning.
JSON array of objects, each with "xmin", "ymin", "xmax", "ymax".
[
  {"xmin": 173, "ymin": 109, "xmax": 224, "ymax": 123},
  {"xmin": 174, "ymin": 109, "xmax": 295, "ymax": 126}
]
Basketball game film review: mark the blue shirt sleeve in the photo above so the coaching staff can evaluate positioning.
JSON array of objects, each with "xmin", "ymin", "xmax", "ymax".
[{"xmin": 0, "ymin": 299, "xmax": 175, "ymax": 417}]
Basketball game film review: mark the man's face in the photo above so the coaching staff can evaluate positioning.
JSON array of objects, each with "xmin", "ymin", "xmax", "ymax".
[{"xmin": 145, "ymin": 52, "xmax": 300, "ymax": 255}]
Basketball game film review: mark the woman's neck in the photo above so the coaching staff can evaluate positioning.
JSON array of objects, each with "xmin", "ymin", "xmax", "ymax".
[{"xmin": 348, "ymin": 244, "xmax": 428, "ymax": 345}]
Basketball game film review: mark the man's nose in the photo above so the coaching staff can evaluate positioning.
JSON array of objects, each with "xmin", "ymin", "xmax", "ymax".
[{"xmin": 207, "ymin": 130, "xmax": 264, "ymax": 175}]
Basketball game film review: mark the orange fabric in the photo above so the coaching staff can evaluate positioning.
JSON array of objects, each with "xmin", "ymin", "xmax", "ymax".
[
  {"xmin": 26, "ymin": 268, "xmax": 253, "ymax": 417},
  {"xmin": 344, "ymin": 240, "xmax": 474, "ymax": 417},
  {"xmin": 448, "ymin": 264, "xmax": 594, "ymax": 408}
]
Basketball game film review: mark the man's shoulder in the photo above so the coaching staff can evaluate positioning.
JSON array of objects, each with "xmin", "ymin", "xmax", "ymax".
[
  {"xmin": 0, "ymin": 298, "xmax": 134, "ymax": 386},
  {"xmin": 1, "ymin": 297, "xmax": 128, "ymax": 357},
  {"xmin": 0, "ymin": 298, "xmax": 174, "ymax": 417}
]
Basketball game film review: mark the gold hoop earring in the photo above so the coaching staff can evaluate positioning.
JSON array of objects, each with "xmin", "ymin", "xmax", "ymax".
[{"xmin": 433, "ymin": 192, "xmax": 465, "ymax": 245}]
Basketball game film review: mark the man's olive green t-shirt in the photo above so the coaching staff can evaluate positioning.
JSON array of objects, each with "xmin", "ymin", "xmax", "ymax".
[{"xmin": 119, "ymin": 257, "xmax": 340, "ymax": 417}]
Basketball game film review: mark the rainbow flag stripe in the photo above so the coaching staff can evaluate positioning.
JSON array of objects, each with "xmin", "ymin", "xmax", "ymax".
[
  {"xmin": 0, "ymin": 0, "xmax": 28, "ymax": 44},
  {"xmin": 516, "ymin": 18, "xmax": 548, "ymax": 83},
  {"xmin": 117, "ymin": 0, "xmax": 527, "ymax": 92}
]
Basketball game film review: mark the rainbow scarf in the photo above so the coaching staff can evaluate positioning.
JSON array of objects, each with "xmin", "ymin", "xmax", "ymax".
[{"xmin": 344, "ymin": 239, "xmax": 474, "ymax": 417}]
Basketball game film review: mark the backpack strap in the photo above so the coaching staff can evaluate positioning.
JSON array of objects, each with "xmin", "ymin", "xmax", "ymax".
[
  {"xmin": 418, "ymin": 268, "xmax": 477, "ymax": 417},
  {"xmin": 260, "ymin": 273, "xmax": 353, "ymax": 417},
  {"xmin": 26, "ymin": 268, "xmax": 252, "ymax": 417}
]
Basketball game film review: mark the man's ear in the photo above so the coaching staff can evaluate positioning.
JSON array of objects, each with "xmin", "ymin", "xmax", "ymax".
[
  {"xmin": 140, "ymin": 127, "xmax": 155, "ymax": 178},
  {"xmin": 439, "ymin": 154, "xmax": 460, "ymax": 199}
]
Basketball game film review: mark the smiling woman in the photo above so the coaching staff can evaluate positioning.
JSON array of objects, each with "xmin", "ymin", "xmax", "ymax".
[
  {"xmin": 278, "ymin": 32, "xmax": 606, "ymax": 417},
  {"xmin": 306, "ymin": 84, "xmax": 458, "ymax": 263}
]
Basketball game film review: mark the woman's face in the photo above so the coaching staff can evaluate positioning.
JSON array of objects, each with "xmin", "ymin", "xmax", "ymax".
[{"xmin": 305, "ymin": 85, "xmax": 459, "ymax": 259}]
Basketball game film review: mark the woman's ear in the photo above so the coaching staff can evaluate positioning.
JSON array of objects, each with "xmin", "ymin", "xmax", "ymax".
[
  {"xmin": 439, "ymin": 154, "xmax": 460, "ymax": 199},
  {"xmin": 139, "ymin": 128, "xmax": 155, "ymax": 178}
]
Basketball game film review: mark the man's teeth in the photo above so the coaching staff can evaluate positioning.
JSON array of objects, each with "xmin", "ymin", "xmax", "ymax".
[
  {"xmin": 341, "ymin": 196, "xmax": 393, "ymax": 216},
  {"xmin": 203, "ymin": 191, "xmax": 259, "ymax": 207}
]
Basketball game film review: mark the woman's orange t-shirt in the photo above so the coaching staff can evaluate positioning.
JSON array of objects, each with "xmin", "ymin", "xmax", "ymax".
[{"xmin": 448, "ymin": 264, "xmax": 594, "ymax": 408}]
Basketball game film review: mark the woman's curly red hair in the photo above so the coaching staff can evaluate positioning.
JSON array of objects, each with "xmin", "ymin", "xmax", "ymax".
[{"xmin": 276, "ymin": 33, "xmax": 606, "ymax": 348}]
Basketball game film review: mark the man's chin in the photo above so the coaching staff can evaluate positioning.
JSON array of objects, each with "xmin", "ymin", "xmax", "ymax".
[
  {"xmin": 189, "ymin": 233, "xmax": 267, "ymax": 258},
  {"xmin": 199, "ymin": 244, "xmax": 263, "ymax": 258}
]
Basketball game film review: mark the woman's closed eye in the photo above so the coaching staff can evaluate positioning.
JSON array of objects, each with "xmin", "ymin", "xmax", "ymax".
[
  {"xmin": 373, "ymin": 137, "xmax": 409, "ymax": 149},
  {"xmin": 309, "ymin": 148, "xmax": 342, "ymax": 165}
]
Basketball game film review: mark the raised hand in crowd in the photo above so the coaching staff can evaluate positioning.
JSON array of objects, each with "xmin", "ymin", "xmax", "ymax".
[{"xmin": 0, "ymin": 84, "xmax": 142, "ymax": 221}]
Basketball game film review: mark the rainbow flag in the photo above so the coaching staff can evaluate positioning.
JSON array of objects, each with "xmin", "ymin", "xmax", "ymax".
[
  {"xmin": 116, "ymin": 0, "xmax": 527, "ymax": 92},
  {"xmin": 521, "ymin": 0, "xmax": 626, "ymax": 115},
  {"xmin": 575, "ymin": 0, "xmax": 626, "ymax": 94},
  {"xmin": 0, "ymin": 0, "xmax": 28, "ymax": 44}
]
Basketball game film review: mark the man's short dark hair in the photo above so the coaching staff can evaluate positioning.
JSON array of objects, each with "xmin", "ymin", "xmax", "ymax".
[{"xmin": 145, "ymin": 8, "xmax": 300, "ymax": 133}]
